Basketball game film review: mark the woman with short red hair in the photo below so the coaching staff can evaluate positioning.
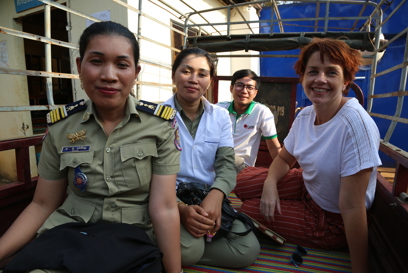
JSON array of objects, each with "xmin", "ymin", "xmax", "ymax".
[{"xmin": 235, "ymin": 38, "xmax": 381, "ymax": 273}]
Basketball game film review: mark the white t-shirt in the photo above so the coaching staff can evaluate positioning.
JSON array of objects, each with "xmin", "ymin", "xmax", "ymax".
[
  {"xmin": 164, "ymin": 95, "xmax": 234, "ymax": 186},
  {"xmin": 217, "ymin": 101, "xmax": 278, "ymax": 167},
  {"xmin": 284, "ymin": 98, "xmax": 381, "ymax": 213}
]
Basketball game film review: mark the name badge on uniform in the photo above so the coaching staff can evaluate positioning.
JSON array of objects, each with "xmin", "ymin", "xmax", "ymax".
[
  {"xmin": 61, "ymin": 146, "xmax": 91, "ymax": 153},
  {"xmin": 73, "ymin": 166, "xmax": 88, "ymax": 192}
]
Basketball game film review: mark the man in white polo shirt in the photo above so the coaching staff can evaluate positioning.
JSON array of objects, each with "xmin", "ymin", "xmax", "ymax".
[{"xmin": 217, "ymin": 69, "xmax": 281, "ymax": 170}]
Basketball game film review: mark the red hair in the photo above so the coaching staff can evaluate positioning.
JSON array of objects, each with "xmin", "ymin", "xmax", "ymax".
[{"xmin": 294, "ymin": 38, "xmax": 363, "ymax": 94}]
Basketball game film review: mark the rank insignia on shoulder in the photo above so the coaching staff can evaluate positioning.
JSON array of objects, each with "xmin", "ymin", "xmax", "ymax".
[
  {"xmin": 47, "ymin": 100, "xmax": 87, "ymax": 126},
  {"xmin": 136, "ymin": 100, "xmax": 176, "ymax": 121}
]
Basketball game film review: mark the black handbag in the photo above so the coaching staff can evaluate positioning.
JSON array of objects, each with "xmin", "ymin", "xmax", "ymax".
[{"xmin": 176, "ymin": 182, "xmax": 254, "ymax": 240}]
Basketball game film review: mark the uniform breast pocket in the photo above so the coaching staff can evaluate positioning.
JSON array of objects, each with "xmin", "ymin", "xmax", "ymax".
[
  {"xmin": 120, "ymin": 142, "xmax": 158, "ymax": 189},
  {"xmin": 60, "ymin": 151, "xmax": 95, "ymax": 189}
]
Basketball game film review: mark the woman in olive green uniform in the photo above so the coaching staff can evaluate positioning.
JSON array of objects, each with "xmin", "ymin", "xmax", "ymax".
[{"xmin": 0, "ymin": 21, "xmax": 182, "ymax": 273}]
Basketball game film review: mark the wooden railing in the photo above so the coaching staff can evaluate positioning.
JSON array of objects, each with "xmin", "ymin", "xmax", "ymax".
[
  {"xmin": 368, "ymin": 142, "xmax": 408, "ymax": 273},
  {"xmin": 0, "ymin": 136, "xmax": 42, "ymax": 236},
  {"xmin": 379, "ymin": 142, "xmax": 408, "ymax": 201}
]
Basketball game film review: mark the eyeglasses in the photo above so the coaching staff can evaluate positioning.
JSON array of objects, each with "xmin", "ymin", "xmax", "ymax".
[
  {"xmin": 290, "ymin": 245, "xmax": 308, "ymax": 268},
  {"xmin": 233, "ymin": 82, "xmax": 256, "ymax": 92}
]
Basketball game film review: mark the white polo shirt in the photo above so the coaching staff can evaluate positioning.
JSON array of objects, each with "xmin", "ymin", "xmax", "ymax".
[{"xmin": 217, "ymin": 101, "xmax": 277, "ymax": 167}]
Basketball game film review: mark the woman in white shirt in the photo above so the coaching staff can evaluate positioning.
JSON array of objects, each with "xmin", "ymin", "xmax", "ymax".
[
  {"xmin": 163, "ymin": 48, "xmax": 260, "ymax": 268},
  {"xmin": 234, "ymin": 38, "xmax": 381, "ymax": 273}
]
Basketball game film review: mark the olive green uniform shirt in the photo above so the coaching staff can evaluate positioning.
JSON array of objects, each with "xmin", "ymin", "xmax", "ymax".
[{"xmin": 37, "ymin": 96, "xmax": 180, "ymax": 241}]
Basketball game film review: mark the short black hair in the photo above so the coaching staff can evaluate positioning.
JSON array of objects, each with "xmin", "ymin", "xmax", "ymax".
[
  {"xmin": 231, "ymin": 69, "xmax": 260, "ymax": 89},
  {"xmin": 172, "ymin": 48, "xmax": 216, "ymax": 78},
  {"xmin": 78, "ymin": 21, "xmax": 140, "ymax": 64}
]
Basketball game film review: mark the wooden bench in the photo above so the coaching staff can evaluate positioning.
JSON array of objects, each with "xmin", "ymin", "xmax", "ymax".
[
  {"xmin": 1, "ymin": 136, "xmax": 407, "ymax": 273},
  {"xmin": 255, "ymin": 139, "xmax": 408, "ymax": 273}
]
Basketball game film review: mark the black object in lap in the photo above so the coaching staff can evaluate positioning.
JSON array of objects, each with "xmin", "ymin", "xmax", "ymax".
[
  {"xmin": 176, "ymin": 182, "xmax": 254, "ymax": 240},
  {"xmin": 4, "ymin": 222, "xmax": 162, "ymax": 273}
]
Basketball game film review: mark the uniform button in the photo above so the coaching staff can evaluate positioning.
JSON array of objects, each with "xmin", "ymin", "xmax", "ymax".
[
  {"xmin": 71, "ymin": 209, "xmax": 75, "ymax": 214},
  {"xmin": 110, "ymin": 203, "xmax": 116, "ymax": 211},
  {"xmin": 106, "ymin": 176, "xmax": 111, "ymax": 182},
  {"xmin": 106, "ymin": 147, "xmax": 111, "ymax": 153},
  {"xmin": 72, "ymin": 159, "xmax": 77, "ymax": 164},
  {"xmin": 192, "ymin": 145, "xmax": 196, "ymax": 150},
  {"xmin": 137, "ymin": 150, "xmax": 144, "ymax": 157}
]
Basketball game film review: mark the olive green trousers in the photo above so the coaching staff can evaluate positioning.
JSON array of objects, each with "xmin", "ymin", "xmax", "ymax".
[{"xmin": 181, "ymin": 218, "xmax": 260, "ymax": 268}]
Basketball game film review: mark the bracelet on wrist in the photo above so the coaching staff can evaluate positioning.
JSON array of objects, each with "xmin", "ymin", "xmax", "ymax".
[{"xmin": 177, "ymin": 200, "xmax": 188, "ymax": 206}]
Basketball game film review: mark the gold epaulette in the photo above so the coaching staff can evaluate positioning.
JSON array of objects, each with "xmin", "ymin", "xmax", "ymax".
[
  {"xmin": 46, "ymin": 100, "xmax": 87, "ymax": 126},
  {"xmin": 136, "ymin": 100, "xmax": 176, "ymax": 121}
]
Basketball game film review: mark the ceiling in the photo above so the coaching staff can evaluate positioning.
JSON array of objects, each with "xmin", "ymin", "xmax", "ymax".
[
  {"xmin": 218, "ymin": 0, "xmax": 263, "ymax": 13},
  {"xmin": 219, "ymin": 0, "xmax": 252, "ymax": 4}
]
